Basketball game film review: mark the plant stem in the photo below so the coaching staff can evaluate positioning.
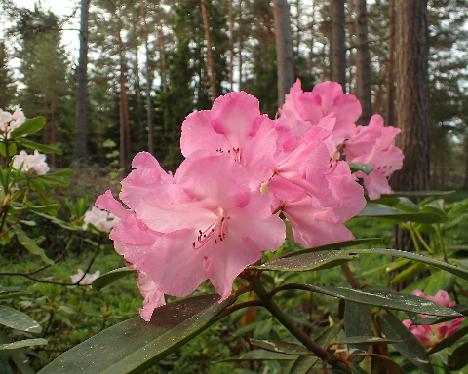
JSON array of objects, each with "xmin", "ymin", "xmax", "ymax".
[{"xmin": 251, "ymin": 279, "xmax": 351, "ymax": 373}]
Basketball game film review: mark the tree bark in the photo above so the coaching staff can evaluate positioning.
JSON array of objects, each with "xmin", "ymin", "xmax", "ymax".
[
  {"xmin": 237, "ymin": 0, "xmax": 243, "ymax": 89},
  {"xmin": 133, "ymin": 18, "xmax": 143, "ymax": 150},
  {"xmin": 227, "ymin": 0, "xmax": 234, "ymax": 91},
  {"xmin": 353, "ymin": 0, "xmax": 371, "ymax": 124},
  {"xmin": 73, "ymin": 0, "xmax": 90, "ymax": 164},
  {"xmin": 385, "ymin": 0, "xmax": 395, "ymax": 125},
  {"xmin": 273, "ymin": 0, "xmax": 295, "ymax": 106},
  {"xmin": 117, "ymin": 21, "xmax": 131, "ymax": 169},
  {"xmin": 200, "ymin": 0, "xmax": 217, "ymax": 101},
  {"xmin": 330, "ymin": 0, "xmax": 346, "ymax": 88},
  {"xmin": 393, "ymin": 0, "xmax": 429, "ymax": 251}
]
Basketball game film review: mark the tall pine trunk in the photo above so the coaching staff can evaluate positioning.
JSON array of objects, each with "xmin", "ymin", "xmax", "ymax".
[
  {"xmin": 386, "ymin": 0, "xmax": 395, "ymax": 125},
  {"xmin": 133, "ymin": 19, "xmax": 143, "ymax": 151},
  {"xmin": 73, "ymin": 0, "xmax": 90, "ymax": 163},
  {"xmin": 227, "ymin": 0, "xmax": 234, "ymax": 91},
  {"xmin": 238, "ymin": 0, "xmax": 243, "ymax": 89},
  {"xmin": 330, "ymin": 0, "xmax": 346, "ymax": 88},
  {"xmin": 354, "ymin": 0, "xmax": 371, "ymax": 124},
  {"xmin": 200, "ymin": 0, "xmax": 217, "ymax": 101},
  {"xmin": 393, "ymin": 0, "xmax": 429, "ymax": 251},
  {"xmin": 273, "ymin": 0, "xmax": 295, "ymax": 106}
]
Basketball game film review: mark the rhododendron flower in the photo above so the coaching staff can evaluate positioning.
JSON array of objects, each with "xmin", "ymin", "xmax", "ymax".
[
  {"xmin": 12, "ymin": 150, "xmax": 50, "ymax": 175},
  {"xmin": 97, "ymin": 152, "xmax": 285, "ymax": 320},
  {"xmin": 403, "ymin": 290, "xmax": 464, "ymax": 349},
  {"xmin": 278, "ymin": 79, "xmax": 361, "ymax": 149},
  {"xmin": 82, "ymin": 206, "xmax": 118, "ymax": 232},
  {"xmin": 345, "ymin": 115, "xmax": 404, "ymax": 200},
  {"xmin": 70, "ymin": 269, "xmax": 101, "ymax": 286},
  {"xmin": 0, "ymin": 107, "xmax": 25, "ymax": 139}
]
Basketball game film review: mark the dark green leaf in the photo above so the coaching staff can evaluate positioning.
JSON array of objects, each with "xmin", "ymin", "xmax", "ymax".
[
  {"xmin": 337, "ymin": 336, "xmax": 400, "ymax": 344},
  {"xmin": 428, "ymin": 325, "xmax": 468, "ymax": 355},
  {"xmin": 11, "ymin": 117, "xmax": 46, "ymax": 137},
  {"xmin": 38, "ymin": 294, "xmax": 233, "ymax": 374},
  {"xmin": 0, "ymin": 338, "xmax": 47, "ymax": 351},
  {"xmin": 250, "ymin": 339, "xmax": 308, "ymax": 355},
  {"xmin": 257, "ymin": 249, "xmax": 357, "ymax": 272},
  {"xmin": 353, "ymin": 353, "xmax": 405, "ymax": 374},
  {"xmin": 389, "ymin": 191, "xmax": 455, "ymax": 198},
  {"xmin": 17, "ymin": 138, "xmax": 61, "ymax": 155},
  {"xmin": 358, "ymin": 204, "xmax": 442, "ymax": 223},
  {"xmin": 377, "ymin": 311, "xmax": 433, "ymax": 373},
  {"xmin": 349, "ymin": 162, "xmax": 373, "ymax": 175},
  {"xmin": 344, "ymin": 302, "xmax": 372, "ymax": 351},
  {"xmin": 280, "ymin": 284, "xmax": 461, "ymax": 317},
  {"xmin": 219, "ymin": 349, "xmax": 297, "ymax": 362},
  {"xmin": 92, "ymin": 268, "xmax": 135, "ymax": 290},
  {"xmin": 14, "ymin": 226, "xmax": 54, "ymax": 265},
  {"xmin": 414, "ymin": 304, "xmax": 468, "ymax": 325},
  {"xmin": 448, "ymin": 341, "xmax": 468, "ymax": 370},
  {"xmin": 289, "ymin": 355, "xmax": 317, "ymax": 374},
  {"xmin": 0, "ymin": 306, "xmax": 42, "ymax": 334},
  {"xmin": 349, "ymin": 248, "xmax": 468, "ymax": 281}
]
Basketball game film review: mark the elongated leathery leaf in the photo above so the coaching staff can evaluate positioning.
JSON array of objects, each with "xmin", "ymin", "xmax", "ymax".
[
  {"xmin": 378, "ymin": 311, "xmax": 433, "ymax": 373},
  {"xmin": 93, "ymin": 267, "xmax": 135, "ymax": 290},
  {"xmin": 276, "ymin": 284, "xmax": 461, "ymax": 317},
  {"xmin": 0, "ymin": 306, "xmax": 41, "ymax": 333},
  {"xmin": 0, "ymin": 338, "xmax": 47, "ymax": 351},
  {"xmin": 359, "ymin": 204, "xmax": 442, "ymax": 223},
  {"xmin": 38, "ymin": 294, "xmax": 233, "ymax": 374},
  {"xmin": 10, "ymin": 117, "xmax": 45, "ymax": 137}
]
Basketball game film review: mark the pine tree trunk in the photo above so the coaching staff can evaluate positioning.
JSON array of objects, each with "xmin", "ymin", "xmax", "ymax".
[
  {"xmin": 73, "ymin": 0, "xmax": 90, "ymax": 164},
  {"xmin": 140, "ymin": 0, "xmax": 154, "ymax": 154},
  {"xmin": 228, "ymin": 0, "xmax": 234, "ymax": 91},
  {"xmin": 330, "ymin": 0, "xmax": 346, "ymax": 88},
  {"xmin": 354, "ymin": 0, "xmax": 371, "ymax": 124},
  {"xmin": 273, "ymin": 0, "xmax": 295, "ymax": 106},
  {"xmin": 464, "ymin": 137, "xmax": 468, "ymax": 189},
  {"xmin": 200, "ymin": 0, "xmax": 217, "ymax": 101},
  {"xmin": 117, "ymin": 23, "xmax": 131, "ymax": 169},
  {"xmin": 133, "ymin": 20, "xmax": 143, "ymax": 151},
  {"xmin": 157, "ymin": 27, "xmax": 168, "ymax": 95},
  {"xmin": 386, "ymin": 0, "xmax": 395, "ymax": 125},
  {"xmin": 238, "ymin": 0, "xmax": 243, "ymax": 89},
  {"xmin": 393, "ymin": 0, "xmax": 429, "ymax": 251}
]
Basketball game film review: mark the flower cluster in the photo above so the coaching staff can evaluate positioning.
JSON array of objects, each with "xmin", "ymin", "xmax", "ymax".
[
  {"xmin": 0, "ymin": 107, "xmax": 25, "ymax": 139},
  {"xmin": 12, "ymin": 150, "xmax": 50, "ymax": 175},
  {"xmin": 403, "ymin": 290, "xmax": 464, "ymax": 348},
  {"xmin": 97, "ymin": 80, "xmax": 404, "ymax": 321},
  {"xmin": 82, "ymin": 206, "xmax": 118, "ymax": 233}
]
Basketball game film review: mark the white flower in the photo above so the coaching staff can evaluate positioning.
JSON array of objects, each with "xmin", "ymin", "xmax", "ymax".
[
  {"xmin": 12, "ymin": 150, "xmax": 50, "ymax": 175},
  {"xmin": 0, "ymin": 106, "xmax": 25, "ymax": 139},
  {"xmin": 70, "ymin": 269, "xmax": 101, "ymax": 286},
  {"xmin": 82, "ymin": 206, "xmax": 118, "ymax": 232}
]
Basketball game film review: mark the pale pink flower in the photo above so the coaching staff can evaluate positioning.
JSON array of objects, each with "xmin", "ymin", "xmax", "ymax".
[
  {"xmin": 345, "ymin": 115, "xmax": 404, "ymax": 200},
  {"xmin": 82, "ymin": 206, "xmax": 118, "ymax": 233},
  {"xmin": 403, "ymin": 290, "xmax": 464, "ymax": 349},
  {"xmin": 12, "ymin": 150, "xmax": 50, "ymax": 175},
  {"xmin": 0, "ymin": 107, "xmax": 25, "ymax": 139},
  {"xmin": 97, "ymin": 152, "xmax": 285, "ymax": 320},
  {"xmin": 278, "ymin": 79, "xmax": 361, "ymax": 149},
  {"xmin": 70, "ymin": 269, "xmax": 101, "ymax": 286},
  {"xmin": 137, "ymin": 272, "xmax": 166, "ymax": 322}
]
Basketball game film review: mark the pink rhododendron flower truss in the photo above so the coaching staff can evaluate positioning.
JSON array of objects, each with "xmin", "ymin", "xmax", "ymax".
[
  {"xmin": 97, "ymin": 152, "xmax": 285, "ymax": 321},
  {"xmin": 403, "ymin": 290, "xmax": 464, "ymax": 349},
  {"xmin": 345, "ymin": 114, "xmax": 404, "ymax": 200}
]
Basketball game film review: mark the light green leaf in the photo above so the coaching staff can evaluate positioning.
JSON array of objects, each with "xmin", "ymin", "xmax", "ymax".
[
  {"xmin": 359, "ymin": 204, "xmax": 442, "ymax": 223},
  {"xmin": 10, "ymin": 117, "xmax": 46, "ymax": 137},
  {"xmin": 349, "ymin": 162, "xmax": 373, "ymax": 175},
  {"xmin": 14, "ymin": 226, "xmax": 54, "ymax": 265},
  {"xmin": 38, "ymin": 294, "xmax": 234, "ymax": 374},
  {"xmin": 17, "ymin": 138, "xmax": 61, "ymax": 155},
  {"xmin": 0, "ymin": 306, "xmax": 42, "ymax": 333},
  {"xmin": 219, "ymin": 349, "xmax": 298, "ymax": 362},
  {"xmin": 0, "ymin": 338, "xmax": 47, "ymax": 351},
  {"xmin": 249, "ymin": 339, "xmax": 308, "ymax": 355}
]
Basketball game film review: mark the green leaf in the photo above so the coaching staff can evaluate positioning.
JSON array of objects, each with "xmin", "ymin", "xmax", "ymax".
[
  {"xmin": 219, "ymin": 349, "xmax": 297, "ymax": 362},
  {"xmin": 280, "ymin": 284, "xmax": 461, "ymax": 317},
  {"xmin": 0, "ymin": 338, "xmax": 47, "ymax": 351},
  {"xmin": 448, "ymin": 341, "xmax": 468, "ymax": 371},
  {"xmin": 413, "ymin": 304, "xmax": 468, "ymax": 325},
  {"xmin": 14, "ymin": 226, "xmax": 54, "ymax": 265},
  {"xmin": 344, "ymin": 302, "xmax": 372, "ymax": 351},
  {"xmin": 349, "ymin": 162, "xmax": 373, "ymax": 175},
  {"xmin": 17, "ymin": 138, "xmax": 61, "ymax": 155},
  {"xmin": 92, "ymin": 268, "xmax": 135, "ymax": 290},
  {"xmin": 38, "ymin": 294, "xmax": 234, "ymax": 374},
  {"xmin": 249, "ymin": 339, "xmax": 308, "ymax": 355},
  {"xmin": 389, "ymin": 191, "xmax": 455, "ymax": 198},
  {"xmin": 0, "ymin": 306, "xmax": 42, "ymax": 334},
  {"xmin": 280, "ymin": 238, "xmax": 383, "ymax": 258},
  {"xmin": 336, "ymin": 336, "xmax": 401, "ymax": 344},
  {"xmin": 377, "ymin": 311, "xmax": 433, "ymax": 373},
  {"xmin": 256, "ymin": 249, "xmax": 357, "ymax": 272},
  {"xmin": 10, "ymin": 117, "xmax": 46, "ymax": 137},
  {"xmin": 428, "ymin": 324, "xmax": 468, "ymax": 355},
  {"xmin": 358, "ymin": 204, "xmax": 442, "ymax": 223},
  {"xmin": 349, "ymin": 248, "xmax": 468, "ymax": 281}
]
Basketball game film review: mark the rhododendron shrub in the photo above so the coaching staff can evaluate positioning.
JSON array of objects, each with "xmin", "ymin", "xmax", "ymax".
[{"xmin": 97, "ymin": 83, "xmax": 404, "ymax": 321}]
